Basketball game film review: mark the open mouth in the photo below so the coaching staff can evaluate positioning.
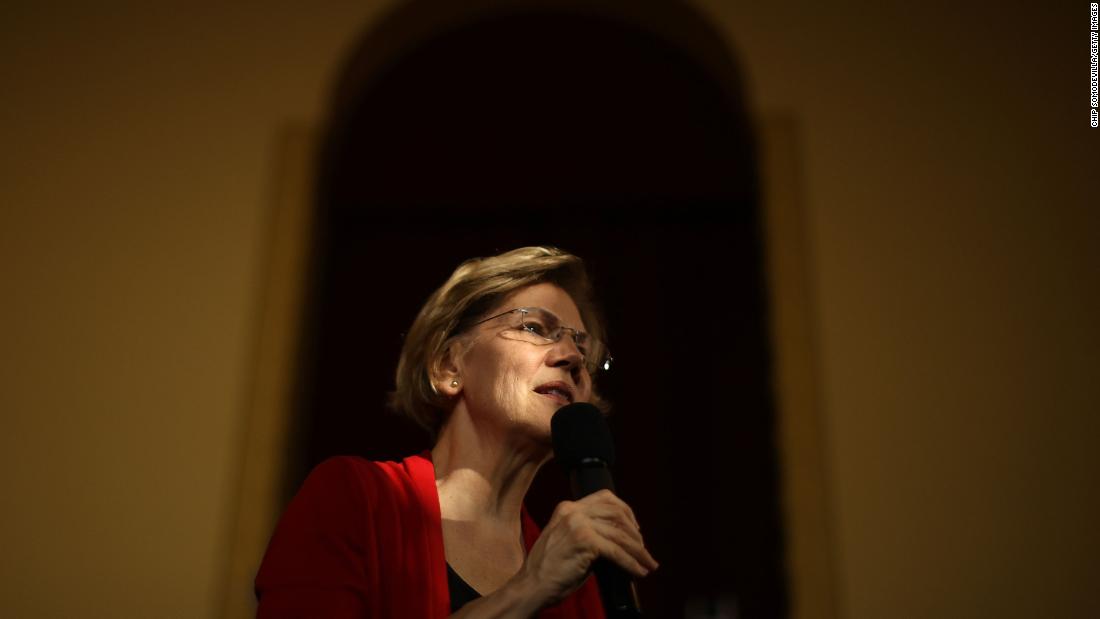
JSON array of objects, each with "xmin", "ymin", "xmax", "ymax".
[{"xmin": 533, "ymin": 382, "xmax": 574, "ymax": 405}]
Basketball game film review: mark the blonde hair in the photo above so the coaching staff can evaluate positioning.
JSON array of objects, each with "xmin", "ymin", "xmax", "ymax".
[{"xmin": 390, "ymin": 246, "xmax": 609, "ymax": 438}]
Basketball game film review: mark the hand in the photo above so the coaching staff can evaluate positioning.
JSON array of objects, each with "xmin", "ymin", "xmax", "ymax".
[{"xmin": 513, "ymin": 490, "xmax": 659, "ymax": 609}]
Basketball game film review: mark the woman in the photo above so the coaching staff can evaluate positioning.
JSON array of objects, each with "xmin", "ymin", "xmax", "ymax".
[{"xmin": 255, "ymin": 246, "xmax": 658, "ymax": 618}]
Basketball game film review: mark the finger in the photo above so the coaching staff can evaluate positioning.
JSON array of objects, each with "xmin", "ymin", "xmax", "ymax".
[
  {"xmin": 590, "ymin": 520, "xmax": 660, "ymax": 572},
  {"xmin": 582, "ymin": 504, "xmax": 645, "ymax": 545},
  {"xmin": 579, "ymin": 491, "xmax": 641, "ymax": 530},
  {"xmin": 590, "ymin": 532, "xmax": 651, "ymax": 579},
  {"xmin": 550, "ymin": 499, "xmax": 578, "ymax": 519}
]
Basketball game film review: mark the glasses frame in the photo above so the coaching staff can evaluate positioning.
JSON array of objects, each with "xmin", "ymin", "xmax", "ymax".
[{"xmin": 471, "ymin": 306, "xmax": 613, "ymax": 374}]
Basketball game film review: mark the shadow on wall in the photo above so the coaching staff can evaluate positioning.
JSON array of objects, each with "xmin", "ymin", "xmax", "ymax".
[{"xmin": 289, "ymin": 1, "xmax": 785, "ymax": 616}]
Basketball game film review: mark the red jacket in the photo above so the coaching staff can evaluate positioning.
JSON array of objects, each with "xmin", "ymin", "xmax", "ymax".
[{"xmin": 255, "ymin": 452, "xmax": 605, "ymax": 618}]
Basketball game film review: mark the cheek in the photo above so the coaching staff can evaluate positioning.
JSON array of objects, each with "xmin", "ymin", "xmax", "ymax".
[
  {"xmin": 470, "ymin": 345, "xmax": 534, "ymax": 406},
  {"xmin": 492, "ymin": 349, "xmax": 547, "ymax": 410},
  {"xmin": 497, "ymin": 353, "xmax": 538, "ymax": 397},
  {"xmin": 575, "ymin": 376, "xmax": 593, "ymax": 402}
]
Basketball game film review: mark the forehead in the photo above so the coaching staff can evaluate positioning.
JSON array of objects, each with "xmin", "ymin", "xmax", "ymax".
[{"xmin": 497, "ymin": 283, "xmax": 586, "ymax": 331}]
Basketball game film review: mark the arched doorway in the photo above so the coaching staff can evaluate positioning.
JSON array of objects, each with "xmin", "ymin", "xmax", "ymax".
[{"xmin": 293, "ymin": 1, "xmax": 785, "ymax": 616}]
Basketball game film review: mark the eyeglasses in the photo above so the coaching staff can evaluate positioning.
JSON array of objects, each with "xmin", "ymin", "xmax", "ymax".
[{"xmin": 472, "ymin": 307, "xmax": 612, "ymax": 374}]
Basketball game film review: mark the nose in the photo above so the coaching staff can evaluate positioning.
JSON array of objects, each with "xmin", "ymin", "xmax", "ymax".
[{"xmin": 547, "ymin": 336, "xmax": 586, "ymax": 378}]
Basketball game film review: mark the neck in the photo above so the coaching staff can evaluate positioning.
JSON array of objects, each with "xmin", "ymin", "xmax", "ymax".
[{"xmin": 431, "ymin": 405, "xmax": 552, "ymax": 528}]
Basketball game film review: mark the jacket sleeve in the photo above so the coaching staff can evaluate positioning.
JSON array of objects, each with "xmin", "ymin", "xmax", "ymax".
[{"xmin": 255, "ymin": 457, "xmax": 376, "ymax": 618}]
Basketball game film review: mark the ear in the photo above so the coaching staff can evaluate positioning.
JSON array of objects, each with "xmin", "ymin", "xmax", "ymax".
[{"xmin": 429, "ymin": 343, "xmax": 463, "ymax": 398}]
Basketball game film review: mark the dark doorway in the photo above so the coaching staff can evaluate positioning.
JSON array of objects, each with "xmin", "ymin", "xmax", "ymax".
[{"xmin": 289, "ymin": 4, "xmax": 786, "ymax": 617}]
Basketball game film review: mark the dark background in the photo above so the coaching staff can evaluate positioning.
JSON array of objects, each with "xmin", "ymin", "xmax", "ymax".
[{"xmin": 289, "ymin": 8, "xmax": 784, "ymax": 617}]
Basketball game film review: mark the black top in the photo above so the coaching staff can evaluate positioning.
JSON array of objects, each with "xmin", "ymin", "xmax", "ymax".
[{"xmin": 447, "ymin": 562, "xmax": 482, "ymax": 612}]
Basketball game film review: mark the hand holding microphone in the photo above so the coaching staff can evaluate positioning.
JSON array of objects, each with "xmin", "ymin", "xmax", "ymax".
[{"xmin": 512, "ymin": 403, "xmax": 655, "ymax": 616}]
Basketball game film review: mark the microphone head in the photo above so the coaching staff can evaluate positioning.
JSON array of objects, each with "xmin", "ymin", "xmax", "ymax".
[{"xmin": 551, "ymin": 402, "xmax": 615, "ymax": 470}]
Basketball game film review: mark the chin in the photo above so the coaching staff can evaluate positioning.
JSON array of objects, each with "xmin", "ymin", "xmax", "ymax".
[
  {"xmin": 517, "ymin": 409, "xmax": 554, "ymax": 447},
  {"xmin": 513, "ymin": 394, "xmax": 566, "ymax": 447}
]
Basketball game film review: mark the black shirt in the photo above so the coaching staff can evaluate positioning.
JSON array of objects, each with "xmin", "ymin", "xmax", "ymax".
[{"xmin": 447, "ymin": 562, "xmax": 482, "ymax": 612}]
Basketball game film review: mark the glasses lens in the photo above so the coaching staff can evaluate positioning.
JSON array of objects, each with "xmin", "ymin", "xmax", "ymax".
[
  {"xmin": 495, "ymin": 308, "xmax": 555, "ymax": 345},
  {"xmin": 520, "ymin": 309, "xmax": 556, "ymax": 339},
  {"xmin": 582, "ymin": 338, "xmax": 611, "ymax": 375},
  {"xmin": 499, "ymin": 308, "xmax": 612, "ymax": 374}
]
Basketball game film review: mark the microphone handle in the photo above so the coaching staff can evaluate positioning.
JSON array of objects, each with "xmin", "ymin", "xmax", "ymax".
[
  {"xmin": 570, "ymin": 463, "xmax": 643, "ymax": 618},
  {"xmin": 570, "ymin": 461, "xmax": 616, "ymax": 497}
]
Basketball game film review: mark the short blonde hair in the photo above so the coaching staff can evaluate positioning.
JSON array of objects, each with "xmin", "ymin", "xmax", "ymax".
[{"xmin": 390, "ymin": 246, "xmax": 609, "ymax": 438}]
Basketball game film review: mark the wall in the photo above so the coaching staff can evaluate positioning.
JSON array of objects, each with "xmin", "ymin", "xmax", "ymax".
[
  {"xmin": 0, "ymin": 2, "xmax": 1095, "ymax": 618},
  {"xmin": 698, "ymin": 4, "xmax": 1099, "ymax": 617}
]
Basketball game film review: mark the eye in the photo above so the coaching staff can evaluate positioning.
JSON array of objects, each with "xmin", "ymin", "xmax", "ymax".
[
  {"xmin": 522, "ymin": 318, "xmax": 551, "ymax": 337},
  {"xmin": 573, "ymin": 333, "xmax": 590, "ymax": 357}
]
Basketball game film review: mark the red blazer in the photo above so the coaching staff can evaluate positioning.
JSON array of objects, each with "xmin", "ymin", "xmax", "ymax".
[{"xmin": 255, "ymin": 452, "xmax": 605, "ymax": 618}]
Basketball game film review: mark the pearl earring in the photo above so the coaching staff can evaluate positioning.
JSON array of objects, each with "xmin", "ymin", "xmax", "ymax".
[{"xmin": 450, "ymin": 379, "xmax": 459, "ymax": 387}]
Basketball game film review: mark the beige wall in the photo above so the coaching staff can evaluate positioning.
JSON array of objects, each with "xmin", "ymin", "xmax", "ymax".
[
  {"xmin": 699, "ymin": 3, "xmax": 1100, "ymax": 618},
  {"xmin": 1, "ymin": 2, "xmax": 1095, "ymax": 618}
]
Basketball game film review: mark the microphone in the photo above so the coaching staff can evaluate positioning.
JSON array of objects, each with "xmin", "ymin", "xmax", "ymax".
[{"xmin": 551, "ymin": 403, "xmax": 643, "ymax": 618}]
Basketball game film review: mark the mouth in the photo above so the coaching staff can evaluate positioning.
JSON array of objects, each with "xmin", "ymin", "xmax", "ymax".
[{"xmin": 533, "ymin": 381, "xmax": 574, "ymax": 405}]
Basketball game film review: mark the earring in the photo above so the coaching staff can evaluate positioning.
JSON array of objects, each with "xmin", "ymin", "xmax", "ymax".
[{"xmin": 450, "ymin": 379, "xmax": 459, "ymax": 388}]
